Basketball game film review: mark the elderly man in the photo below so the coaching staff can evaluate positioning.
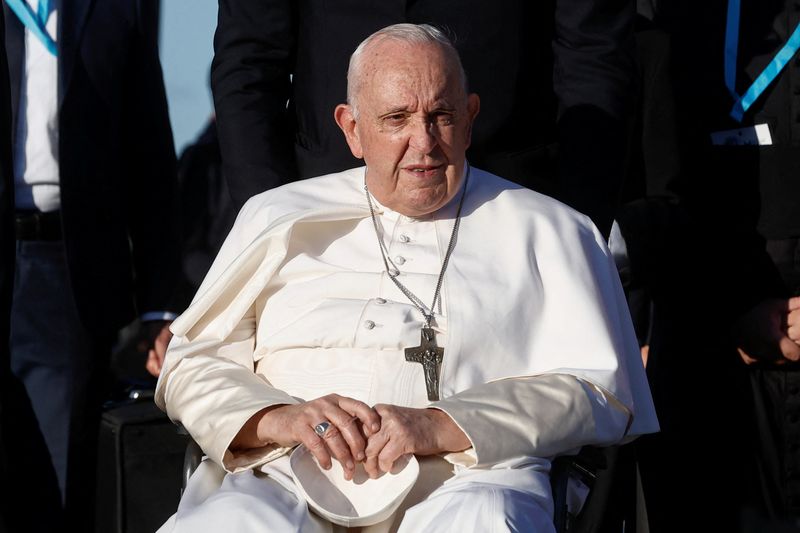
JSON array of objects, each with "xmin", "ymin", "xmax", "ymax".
[{"xmin": 156, "ymin": 24, "xmax": 656, "ymax": 532}]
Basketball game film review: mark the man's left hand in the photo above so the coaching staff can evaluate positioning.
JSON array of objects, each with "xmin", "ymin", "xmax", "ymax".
[
  {"xmin": 363, "ymin": 405, "xmax": 469, "ymax": 478},
  {"xmin": 144, "ymin": 320, "xmax": 173, "ymax": 377}
]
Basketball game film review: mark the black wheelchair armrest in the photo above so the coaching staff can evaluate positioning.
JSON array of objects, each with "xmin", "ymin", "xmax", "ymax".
[{"xmin": 551, "ymin": 446, "xmax": 606, "ymax": 533}]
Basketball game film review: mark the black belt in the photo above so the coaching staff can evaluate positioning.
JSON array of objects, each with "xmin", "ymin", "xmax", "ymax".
[{"xmin": 14, "ymin": 211, "xmax": 62, "ymax": 241}]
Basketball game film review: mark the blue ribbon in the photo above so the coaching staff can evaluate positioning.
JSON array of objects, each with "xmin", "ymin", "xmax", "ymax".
[
  {"xmin": 5, "ymin": 0, "xmax": 57, "ymax": 57},
  {"xmin": 725, "ymin": 0, "xmax": 800, "ymax": 122}
]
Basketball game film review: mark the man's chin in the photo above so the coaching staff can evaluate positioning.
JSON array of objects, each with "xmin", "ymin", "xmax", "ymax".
[{"xmin": 397, "ymin": 193, "xmax": 451, "ymax": 217}]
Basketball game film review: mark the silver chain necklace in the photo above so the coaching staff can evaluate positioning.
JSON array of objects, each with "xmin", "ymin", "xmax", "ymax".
[{"xmin": 364, "ymin": 165, "xmax": 470, "ymax": 401}]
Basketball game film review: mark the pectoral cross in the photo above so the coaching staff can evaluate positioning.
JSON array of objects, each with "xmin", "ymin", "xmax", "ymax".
[{"xmin": 404, "ymin": 327, "xmax": 444, "ymax": 401}]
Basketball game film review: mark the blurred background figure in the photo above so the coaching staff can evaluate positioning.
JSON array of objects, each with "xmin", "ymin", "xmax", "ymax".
[
  {"xmin": 611, "ymin": 8, "xmax": 742, "ymax": 532},
  {"xmin": 157, "ymin": 0, "xmax": 231, "ymax": 334},
  {"xmin": 0, "ymin": 1, "xmax": 180, "ymax": 531},
  {"xmin": 173, "ymin": 117, "xmax": 234, "ymax": 310},
  {"xmin": 654, "ymin": 1, "xmax": 800, "ymax": 531},
  {"xmin": 611, "ymin": 1, "xmax": 800, "ymax": 532},
  {"xmin": 211, "ymin": 0, "xmax": 636, "ymax": 239}
]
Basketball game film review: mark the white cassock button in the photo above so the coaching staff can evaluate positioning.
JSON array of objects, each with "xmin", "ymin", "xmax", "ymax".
[
  {"xmin": 375, "ymin": 298, "xmax": 387, "ymax": 304},
  {"xmin": 394, "ymin": 256, "xmax": 406, "ymax": 265},
  {"xmin": 363, "ymin": 320, "xmax": 376, "ymax": 330},
  {"xmin": 399, "ymin": 234, "xmax": 410, "ymax": 243},
  {"xmin": 389, "ymin": 268, "xmax": 400, "ymax": 277}
]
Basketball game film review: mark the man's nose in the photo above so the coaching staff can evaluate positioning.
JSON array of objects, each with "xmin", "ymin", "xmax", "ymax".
[{"xmin": 408, "ymin": 119, "xmax": 438, "ymax": 154}]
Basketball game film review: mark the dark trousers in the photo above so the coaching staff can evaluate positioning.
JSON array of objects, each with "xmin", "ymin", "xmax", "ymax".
[
  {"xmin": 3, "ymin": 240, "xmax": 111, "ymax": 532},
  {"xmin": 741, "ymin": 238, "xmax": 800, "ymax": 531}
]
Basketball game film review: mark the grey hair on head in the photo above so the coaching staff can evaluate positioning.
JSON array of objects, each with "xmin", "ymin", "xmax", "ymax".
[{"xmin": 346, "ymin": 23, "xmax": 468, "ymax": 118}]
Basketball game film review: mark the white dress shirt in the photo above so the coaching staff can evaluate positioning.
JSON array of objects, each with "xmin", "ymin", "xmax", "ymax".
[{"xmin": 13, "ymin": 0, "xmax": 60, "ymax": 213}]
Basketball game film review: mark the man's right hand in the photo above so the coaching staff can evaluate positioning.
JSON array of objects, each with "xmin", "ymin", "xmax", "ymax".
[
  {"xmin": 786, "ymin": 295, "xmax": 800, "ymax": 348},
  {"xmin": 736, "ymin": 297, "xmax": 800, "ymax": 365},
  {"xmin": 233, "ymin": 394, "xmax": 381, "ymax": 481}
]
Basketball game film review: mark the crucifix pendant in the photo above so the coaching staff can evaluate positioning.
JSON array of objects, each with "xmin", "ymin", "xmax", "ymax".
[{"xmin": 404, "ymin": 327, "xmax": 444, "ymax": 401}]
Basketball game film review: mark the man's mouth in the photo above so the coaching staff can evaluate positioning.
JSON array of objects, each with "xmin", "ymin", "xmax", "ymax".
[{"xmin": 404, "ymin": 164, "xmax": 444, "ymax": 177}]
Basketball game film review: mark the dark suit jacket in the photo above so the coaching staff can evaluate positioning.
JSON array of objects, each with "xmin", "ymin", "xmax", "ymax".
[
  {"xmin": 0, "ymin": 6, "xmax": 12, "ymax": 531},
  {"xmin": 211, "ymin": 0, "xmax": 636, "ymax": 237},
  {"xmin": 616, "ymin": 8, "xmax": 797, "ymax": 528},
  {"xmin": 659, "ymin": 0, "xmax": 800, "ymax": 244},
  {"xmin": 3, "ymin": 0, "xmax": 180, "ymax": 334}
]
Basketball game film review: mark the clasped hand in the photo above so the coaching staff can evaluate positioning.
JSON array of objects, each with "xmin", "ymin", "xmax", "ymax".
[
  {"xmin": 736, "ymin": 296, "xmax": 800, "ymax": 365},
  {"xmin": 246, "ymin": 394, "xmax": 468, "ymax": 481}
]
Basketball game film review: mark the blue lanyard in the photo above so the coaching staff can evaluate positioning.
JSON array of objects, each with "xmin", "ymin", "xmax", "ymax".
[
  {"xmin": 5, "ymin": 0, "xmax": 57, "ymax": 56},
  {"xmin": 725, "ymin": 0, "xmax": 800, "ymax": 122}
]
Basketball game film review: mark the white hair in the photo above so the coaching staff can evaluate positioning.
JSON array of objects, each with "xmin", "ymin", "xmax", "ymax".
[{"xmin": 346, "ymin": 23, "xmax": 468, "ymax": 118}]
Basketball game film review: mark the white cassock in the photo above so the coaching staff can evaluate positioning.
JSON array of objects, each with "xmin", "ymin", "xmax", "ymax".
[{"xmin": 155, "ymin": 166, "xmax": 658, "ymax": 533}]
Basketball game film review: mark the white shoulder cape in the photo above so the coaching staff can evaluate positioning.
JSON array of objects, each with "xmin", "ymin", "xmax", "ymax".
[{"xmin": 165, "ymin": 166, "xmax": 658, "ymax": 436}]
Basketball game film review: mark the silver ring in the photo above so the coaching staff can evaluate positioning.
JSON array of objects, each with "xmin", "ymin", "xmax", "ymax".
[{"xmin": 313, "ymin": 421, "xmax": 331, "ymax": 437}]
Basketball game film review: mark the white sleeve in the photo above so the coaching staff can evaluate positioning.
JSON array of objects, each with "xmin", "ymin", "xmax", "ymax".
[
  {"xmin": 156, "ymin": 305, "xmax": 300, "ymax": 473},
  {"xmin": 431, "ymin": 373, "xmax": 631, "ymax": 467}
]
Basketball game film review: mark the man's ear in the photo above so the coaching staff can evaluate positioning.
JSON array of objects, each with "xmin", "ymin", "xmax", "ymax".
[
  {"xmin": 464, "ymin": 93, "xmax": 480, "ymax": 149},
  {"xmin": 334, "ymin": 104, "xmax": 363, "ymax": 159}
]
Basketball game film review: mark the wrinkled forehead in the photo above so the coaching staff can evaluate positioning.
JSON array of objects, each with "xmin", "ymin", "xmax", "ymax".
[{"xmin": 359, "ymin": 40, "xmax": 464, "ymax": 102}]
